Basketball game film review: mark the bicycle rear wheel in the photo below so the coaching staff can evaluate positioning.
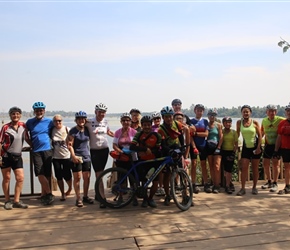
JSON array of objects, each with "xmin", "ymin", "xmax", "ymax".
[
  {"xmin": 95, "ymin": 167, "xmax": 137, "ymax": 208},
  {"xmin": 170, "ymin": 168, "xmax": 193, "ymax": 211}
]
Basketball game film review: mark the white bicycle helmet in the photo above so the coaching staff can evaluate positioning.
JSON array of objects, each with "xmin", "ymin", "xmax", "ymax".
[{"xmin": 95, "ymin": 103, "xmax": 108, "ymax": 112}]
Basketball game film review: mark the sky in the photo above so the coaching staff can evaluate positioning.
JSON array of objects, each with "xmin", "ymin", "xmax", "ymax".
[{"xmin": 0, "ymin": 0, "xmax": 290, "ymax": 114}]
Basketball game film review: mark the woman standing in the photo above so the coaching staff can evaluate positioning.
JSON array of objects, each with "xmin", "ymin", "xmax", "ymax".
[
  {"xmin": 113, "ymin": 113, "xmax": 137, "ymax": 205},
  {"xmin": 129, "ymin": 108, "xmax": 142, "ymax": 132},
  {"xmin": 0, "ymin": 107, "xmax": 29, "ymax": 210},
  {"xmin": 275, "ymin": 104, "xmax": 290, "ymax": 194},
  {"xmin": 206, "ymin": 109, "xmax": 223, "ymax": 194},
  {"xmin": 67, "ymin": 111, "xmax": 93, "ymax": 207},
  {"xmin": 51, "ymin": 114, "xmax": 72, "ymax": 201},
  {"xmin": 236, "ymin": 105, "xmax": 262, "ymax": 196}
]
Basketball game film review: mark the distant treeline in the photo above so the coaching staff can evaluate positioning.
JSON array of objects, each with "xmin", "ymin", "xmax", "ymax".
[{"xmin": 0, "ymin": 105, "xmax": 287, "ymax": 119}]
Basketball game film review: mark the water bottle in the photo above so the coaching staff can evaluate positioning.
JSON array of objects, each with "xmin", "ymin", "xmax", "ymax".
[{"xmin": 146, "ymin": 167, "xmax": 155, "ymax": 179}]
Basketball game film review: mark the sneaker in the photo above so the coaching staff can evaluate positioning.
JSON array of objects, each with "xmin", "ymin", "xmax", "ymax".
[
  {"xmin": 40, "ymin": 196, "xmax": 46, "ymax": 204},
  {"xmin": 132, "ymin": 197, "xmax": 138, "ymax": 206},
  {"xmin": 13, "ymin": 200, "xmax": 28, "ymax": 209},
  {"xmin": 261, "ymin": 181, "xmax": 272, "ymax": 189},
  {"xmin": 230, "ymin": 182, "xmax": 235, "ymax": 192},
  {"xmin": 236, "ymin": 188, "xmax": 246, "ymax": 196},
  {"xmin": 225, "ymin": 186, "xmax": 233, "ymax": 194},
  {"xmin": 44, "ymin": 193, "xmax": 55, "ymax": 205},
  {"xmin": 4, "ymin": 200, "xmax": 13, "ymax": 210},
  {"xmin": 204, "ymin": 183, "xmax": 212, "ymax": 193},
  {"xmin": 212, "ymin": 186, "xmax": 220, "ymax": 194},
  {"xmin": 192, "ymin": 184, "xmax": 200, "ymax": 194},
  {"xmin": 270, "ymin": 183, "xmax": 278, "ymax": 192},
  {"xmin": 99, "ymin": 202, "xmax": 106, "ymax": 209},
  {"xmin": 164, "ymin": 195, "xmax": 171, "ymax": 206},
  {"xmin": 83, "ymin": 196, "xmax": 94, "ymax": 204},
  {"xmin": 141, "ymin": 199, "xmax": 148, "ymax": 208},
  {"xmin": 252, "ymin": 187, "xmax": 258, "ymax": 195},
  {"xmin": 148, "ymin": 199, "xmax": 157, "ymax": 208}
]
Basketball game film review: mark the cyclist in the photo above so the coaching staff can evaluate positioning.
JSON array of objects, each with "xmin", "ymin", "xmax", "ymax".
[
  {"xmin": 130, "ymin": 108, "xmax": 142, "ymax": 132},
  {"xmin": 130, "ymin": 115, "xmax": 162, "ymax": 208},
  {"xmin": 67, "ymin": 111, "xmax": 93, "ymax": 207},
  {"xmin": 261, "ymin": 104, "xmax": 285, "ymax": 192},
  {"xmin": 206, "ymin": 109, "xmax": 223, "ymax": 194},
  {"xmin": 221, "ymin": 117, "xmax": 238, "ymax": 194},
  {"xmin": 0, "ymin": 107, "xmax": 29, "ymax": 210},
  {"xmin": 86, "ymin": 103, "xmax": 114, "ymax": 208},
  {"xmin": 275, "ymin": 103, "xmax": 290, "ymax": 194},
  {"xmin": 151, "ymin": 111, "xmax": 164, "ymax": 196},
  {"xmin": 51, "ymin": 115, "xmax": 72, "ymax": 201},
  {"xmin": 171, "ymin": 99, "xmax": 191, "ymax": 125},
  {"xmin": 236, "ymin": 105, "xmax": 262, "ymax": 196},
  {"xmin": 190, "ymin": 104, "xmax": 210, "ymax": 193},
  {"xmin": 113, "ymin": 113, "xmax": 138, "ymax": 205},
  {"xmin": 26, "ymin": 102, "xmax": 55, "ymax": 205},
  {"xmin": 158, "ymin": 106, "xmax": 190, "ymax": 206}
]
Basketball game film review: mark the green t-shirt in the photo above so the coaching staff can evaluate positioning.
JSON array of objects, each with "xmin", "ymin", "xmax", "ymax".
[{"xmin": 261, "ymin": 116, "xmax": 285, "ymax": 145}]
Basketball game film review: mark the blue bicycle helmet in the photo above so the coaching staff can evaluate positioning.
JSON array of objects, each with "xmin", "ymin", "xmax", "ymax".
[
  {"xmin": 32, "ymin": 102, "xmax": 46, "ymax": 110},
  {"xmin": 75, "ymin": 111, "xmax": 87, "ymax": 118},
  {"xmin": 160, "ymin": 106, "xmax": 174, "ymax": 116}
]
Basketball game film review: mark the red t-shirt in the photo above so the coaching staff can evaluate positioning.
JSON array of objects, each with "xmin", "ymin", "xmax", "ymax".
[{"xmin": 277, "ymin": 119, "xmax": 290, "ymax": 149}]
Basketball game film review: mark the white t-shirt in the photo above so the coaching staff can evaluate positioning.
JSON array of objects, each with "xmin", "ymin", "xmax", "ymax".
[
  {"xmin": 51, "ymin": 126, "xmax": 70, "ymax": 159},
  {"xmin": 87, "ymin": 117, "xmax": 110, "ymax": 150}
]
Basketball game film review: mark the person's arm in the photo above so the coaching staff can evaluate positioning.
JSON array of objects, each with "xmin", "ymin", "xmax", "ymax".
[
  {"xmin": 183, "ymin": 125, "xmax": 190, "ymax": 158},
  {"xmin": 66, "ymin": 134, "xmax": 81, "ymax": 163},
  {"xmin": 216, "ymin": 123, "xmax": 223, "ymax": 149},
  {"xmin": 254, "ymin": 120, "xmax": 262, "ymax": 154},
  {"xmin": 107, "ymin": 130, "xmax": 115, "ymax": 137},
  {"xmin": 236, "ymin": 120, "xmax": 241, "ymax": 137}
]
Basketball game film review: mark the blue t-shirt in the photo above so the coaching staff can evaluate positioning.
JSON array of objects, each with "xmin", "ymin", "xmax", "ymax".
[
  {"xmin": 69, "ymin": 126, "xmax": 91, "ymax": 162},
  {"xmin": 26, "ymin": 117, "xmax": 53, "ymax": 152},
  {"xmin": 191, "ymin": 117, "xmax": 209, "ymax": 148}
]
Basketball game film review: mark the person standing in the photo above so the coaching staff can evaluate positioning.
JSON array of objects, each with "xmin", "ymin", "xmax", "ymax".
[
  {"xmin": 51, "ymin": 114, "xmax": 72, "ymax": 201},
  {"xmin": 0, "ymin": 107, "xmax": 29, "ymax": 210},
  {"xmin": 158, "ymin": 106, "xmax": 190, "ymax": 206},
  {"xmin": 206, "ymin": 109, "xmax": 223, "ymax": 194},
  {"xmin": 67, "ymin": 111, "xmax": 93, "ymax": 207},
  {"xmin": 86, "ymin": 103, "xmax": 114, "ymax": 208},
  {"xmin": 26, "ymin": 102, "xmax": 55, "ymax": 205},
  {"xmin": 171, "ymin": 98, "xmax": 191, "ymax": 126},
  {"xmin": 275, "ymin": 104, "xmax": 290, "ymax": 194},
  {"xmin": 261, "ymin": 104, "xmax": 285, "ymax": 192},
  {"xmin": 221, "ymin": 117, "xmax": 239, "ymax": 194},
  {"xmin": 130, "ymin": 108, "xmax": 142, "ymax": 132},
  {"xmin": 236, "ymin": 105, "xmax": 262, "ymax": 196},
  {"xmin": 190, "ymin": 104, "xmax": 210, "ymax": 193}
]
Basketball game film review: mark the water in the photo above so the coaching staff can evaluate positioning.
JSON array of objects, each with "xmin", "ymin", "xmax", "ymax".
[{"xmin": 0, "ymin": 116, "xmax": 263, "ymax": 196}]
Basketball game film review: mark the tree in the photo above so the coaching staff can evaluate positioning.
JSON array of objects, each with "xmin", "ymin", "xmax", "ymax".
[{"xmin": 278, "ymin": 38, "xmax": 290, "ymax": 53}]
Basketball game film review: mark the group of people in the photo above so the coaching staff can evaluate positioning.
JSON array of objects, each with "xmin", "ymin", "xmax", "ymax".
[{"xmin": 1, "ymin": 99, "xmax": 290, "ymax": 210}]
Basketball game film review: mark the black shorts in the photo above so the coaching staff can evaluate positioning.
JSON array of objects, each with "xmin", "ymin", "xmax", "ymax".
[
  {"xmin": 71, "ymin": 161, "xmax": 91, "ymax": 173},
  {"xmin": 221, "ymin": 150, "xmax": 235, "ymax": 173},
  {"xmin": 52, "ymin": 158, "xmax": 73, "ymax": 181},
  {"xmin": 32, "ymin": 150, "xmax": 53, "ymax": 177},
  {"xmin": 263, "ymin": 144, "xmax": 275, "ymax": 159},
  {"xmin": 90, "ymin": 148, "xmax": 109, "ymax": 172},
  {"xmin": 2, "ymin": 155, "xmax": 23, "ymax": 170},
  {"xmin": 241, "ymin": 145, "xmax": 262, "ymax": 160},
  {"xmin": 280, "ymin": 148, "xmax": 290, "ymax": 163},
  {"xmin": 190, "ymin": 146, "xmax": 207, "ymax": 161}
]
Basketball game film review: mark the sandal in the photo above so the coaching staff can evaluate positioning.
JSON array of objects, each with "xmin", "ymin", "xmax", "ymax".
[
  {"xmin": 76, "ymin": 200, "xmax": 83, "ymax": 207},
  {"xmin": 83, "ymin": 196, "xmax": 94, "ymax": 204}
]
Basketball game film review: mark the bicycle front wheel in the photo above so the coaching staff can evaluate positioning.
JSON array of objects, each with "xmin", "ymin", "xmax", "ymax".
[
  {"xmin": 170, "ymin": 168, "xmax": 193, "ymax": 211},
  {"xmin": 95, "ymin": 167, "xmax": 137, "ymax": 208}
]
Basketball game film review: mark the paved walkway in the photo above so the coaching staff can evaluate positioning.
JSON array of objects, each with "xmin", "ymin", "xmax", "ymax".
[{"xmin": 0, "ymin": 181, "xmax": 290, "ymax": 250}]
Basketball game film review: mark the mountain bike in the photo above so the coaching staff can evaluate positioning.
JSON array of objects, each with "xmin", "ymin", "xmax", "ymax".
[{"xmin": 95, "ymin": 146, "xmax": 193, "ymax": 211}]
